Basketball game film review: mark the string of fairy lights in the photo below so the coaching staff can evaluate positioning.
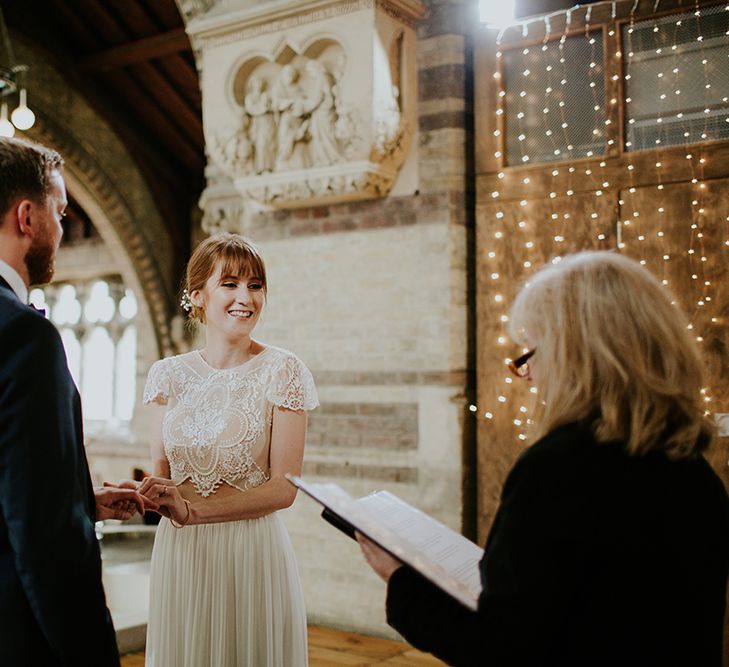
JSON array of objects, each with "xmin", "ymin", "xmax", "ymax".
[{"xmin": 470, "ymin": 0, "xmax": 729, "ymax": 441}]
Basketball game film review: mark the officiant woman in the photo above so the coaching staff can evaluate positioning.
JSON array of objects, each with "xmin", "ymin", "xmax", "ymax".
[{"xmin": 357, "ymin": 250, "xmax": 729, "ymax": 667}]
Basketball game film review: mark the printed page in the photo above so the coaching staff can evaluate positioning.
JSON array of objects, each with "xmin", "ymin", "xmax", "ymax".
[
  {"xmin": 287, "ymin": 475, "xmax": 483, "ymax": 610},
  {"xmin": 355, "ymin": 491, "xmax": 484, "ymax": 594}
]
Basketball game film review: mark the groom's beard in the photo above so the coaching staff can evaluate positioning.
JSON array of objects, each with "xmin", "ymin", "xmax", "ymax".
[{"xmin": 24, "ymin": 228, "xmax": 56, "ymax": 287}]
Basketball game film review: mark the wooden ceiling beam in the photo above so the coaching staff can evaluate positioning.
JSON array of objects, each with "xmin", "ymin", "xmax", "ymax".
[
  {"xmin": 45, "ymin": 0, "xmax": 102, "ymax": 51},
  {"xmin": 105, "ymin": 70, "xmax": 202, "ymax": 168},
  {"xmin": 80, "ymin": 28, "xmax": 191, "ymax": 71},
  {"xmin": 129, "ymin": 64, "xmax": 203, "ymax": 138},
  {"xmin": 156, "ymin": 55, "xmax": 202, "ymax": 112}
]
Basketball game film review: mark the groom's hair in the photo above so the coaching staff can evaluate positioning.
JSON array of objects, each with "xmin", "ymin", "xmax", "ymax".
[{"xmin": 0, "ymin": 137, "xmax": 64, "ymax": 219}]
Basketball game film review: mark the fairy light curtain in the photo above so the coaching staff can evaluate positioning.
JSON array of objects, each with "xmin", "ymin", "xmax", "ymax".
[{"xmin": 473, "ymin": 0, "xmax": 729, "ymax": 442}]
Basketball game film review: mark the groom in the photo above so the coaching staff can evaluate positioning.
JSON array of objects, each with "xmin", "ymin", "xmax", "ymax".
[{"xmin": 0, "ymin": 137, "xmax": 148, "ymax": 666}]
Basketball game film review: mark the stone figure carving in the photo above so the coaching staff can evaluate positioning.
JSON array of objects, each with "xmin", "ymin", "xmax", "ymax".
[
  {"xmin": 218, "ymin": 57, "xmax": 363, "ymax": 178},
  {"xmin": 208, "ymin": 49, "xmax": 408, "ymax": 207},
  {"xmin": 272, "ymin": 64, "xmax": 310, "ymax": 170},
  {"xmin": 201, "ymin": 206, "xmax": 228, "ymax": 235},
  {"xmin": 229, "ymin": 124, "xmax": 253, "ymax": 170},
  {"xmin": 193, "ymin": 0, "xmax": 423, "ymax": 208},
  {"xmin": 243, "ymin": 75, "xmax": 276, "ymax": 174},
  {"xmin": 200, "ymin": 196, "xmax": 243, "ymax": 235},
  {"xmin": 302, "ymin": 60, "xmax": 342, "ymax": 166},
  {"xmin": 209, "ymin": 115, "xmax": 252, "ymax": 175}
]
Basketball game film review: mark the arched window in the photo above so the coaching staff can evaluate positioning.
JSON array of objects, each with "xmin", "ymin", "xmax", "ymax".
[{"xmin": 29, "ymin": 277, "xmax": 139, "ymax": 429}]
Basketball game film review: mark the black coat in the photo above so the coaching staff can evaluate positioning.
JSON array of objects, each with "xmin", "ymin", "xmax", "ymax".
[
  {"xmin": 387, "ymin": 421, "xmax": 729, "ymax": 666},
  {"xmin": 0, "ymin": 277, "xmax": 119, "ymax": 666}
]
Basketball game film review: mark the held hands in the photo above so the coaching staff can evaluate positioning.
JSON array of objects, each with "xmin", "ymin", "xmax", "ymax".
[
  {"xmin": 356, "ymin": 531, "xmax": 403, "ymax": 583},
  {"xmin": 94, "ymin": 486, "xmax": 148, "ymax": 521},
  {"xmin": 102, "ymin": 477, "xmax": 191, "ymax": 526},
  {"xmin": 135, "ymin": 476, "xmax": 192, "ymax": 527}
]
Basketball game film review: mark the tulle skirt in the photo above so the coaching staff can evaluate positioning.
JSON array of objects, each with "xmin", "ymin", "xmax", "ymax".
[{"xmin": 145, "ymin": 514, "xmax": 308, "ymax": 667}]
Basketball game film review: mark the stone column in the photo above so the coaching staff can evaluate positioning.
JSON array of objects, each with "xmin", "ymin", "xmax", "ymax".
[{"xmin": 177, "ymin": 0, "xmax": 474, "ymax": 638}]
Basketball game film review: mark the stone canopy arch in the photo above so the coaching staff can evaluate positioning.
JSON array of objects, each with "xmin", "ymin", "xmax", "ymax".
[{"xmin": 17, "ymin": 39, "xmax": 179, "ymax": 359}]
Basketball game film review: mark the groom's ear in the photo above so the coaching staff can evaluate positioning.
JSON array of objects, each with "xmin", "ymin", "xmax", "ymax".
[{"xmin": 14, "ymin": 200, "xmax": 34, "ymax": 238}]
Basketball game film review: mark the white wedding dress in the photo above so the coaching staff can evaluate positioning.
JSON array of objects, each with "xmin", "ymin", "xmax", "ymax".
[{"xmin": 142, "ymin": 345, "xmax": 319, "ymax": 667}]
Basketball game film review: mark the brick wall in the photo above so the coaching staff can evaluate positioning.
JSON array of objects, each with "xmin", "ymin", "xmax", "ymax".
[
  {"xmin": 244, "ymin": 0, "xmax": 478, "ymax": 638},
  {"xmin": 244, "ymin": 2, "xmax": 473, "ymax": 636},
  {"xmin": 172, "ymin": 0, "xmax": 479, "ymax": 639}
]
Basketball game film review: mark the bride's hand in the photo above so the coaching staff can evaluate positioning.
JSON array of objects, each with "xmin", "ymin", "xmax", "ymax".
[{"xmin": 138, "ymin": 476, "xmax": 190, "ymax": 525}]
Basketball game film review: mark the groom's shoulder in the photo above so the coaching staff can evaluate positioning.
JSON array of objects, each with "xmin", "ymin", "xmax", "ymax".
[{"xmin": 0, "ymin": 294, "xmax": 55, "ymax": 340}]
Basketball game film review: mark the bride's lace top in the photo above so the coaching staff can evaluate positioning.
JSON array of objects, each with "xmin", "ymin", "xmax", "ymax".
[{"xmin": 142, "ymin": 345, "xmax": 319, "ymax": 497}]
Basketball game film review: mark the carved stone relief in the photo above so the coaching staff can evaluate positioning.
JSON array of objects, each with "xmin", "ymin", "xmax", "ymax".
[
  {"xmin": 191, "ymin": 0, "xmax": 424, "ymax": 209},
  {"xmin": 209, "ymin": 44, "xmax": 374, "ymax": 179}
]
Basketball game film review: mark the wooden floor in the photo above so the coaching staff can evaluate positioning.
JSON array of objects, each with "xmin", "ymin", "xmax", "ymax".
[{"xmin": 120, "ymin": 625, "xmax": 445, "ymax": 666}]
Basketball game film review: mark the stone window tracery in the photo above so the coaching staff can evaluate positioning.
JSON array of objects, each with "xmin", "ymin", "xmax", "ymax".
[{"xmin": 30, "ymin": 277, "xmax": 139, "ymax": 426}]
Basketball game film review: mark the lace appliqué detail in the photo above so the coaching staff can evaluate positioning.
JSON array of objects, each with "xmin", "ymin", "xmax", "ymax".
[
  {"xmin": 147, "ymin": 347, "xmax": 318, "ymax": 499},
  {"xmin": 167, "ymin": 446, "xmax": 268, "ymax": 497},
  {"xmin": 163, "ymin": 369, "xmax": 268, "ymax": 497},
  {"xmin": 267, "ymin": 354, "xmax": 319, "ymax": 412},
  {"xmin": 142, "ymin": 359, "xmax": 169, "ymax": 405}
]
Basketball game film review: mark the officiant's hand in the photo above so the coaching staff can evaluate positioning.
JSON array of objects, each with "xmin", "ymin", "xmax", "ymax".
[
  {"xmin": 356, "ymin": 532, "xmax": 403, "ymax": 583},
  {"xmin": 137, "ymin": 476, "xmax": 190, "ymax": 525},
  {"xmin": 94, "ymin": 486, "xmax": 147, "ymax": 521}
]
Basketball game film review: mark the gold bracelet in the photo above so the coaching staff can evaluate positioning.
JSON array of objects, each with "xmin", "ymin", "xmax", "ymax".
[{"xmin": 170, "ymin": 499, "xmax": 192, "ymax": 529}]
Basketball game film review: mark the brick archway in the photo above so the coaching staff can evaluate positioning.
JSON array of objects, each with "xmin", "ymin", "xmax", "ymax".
[{"xmin": 27, "ymin": 111, "xmax": 177, "ymax": 359}]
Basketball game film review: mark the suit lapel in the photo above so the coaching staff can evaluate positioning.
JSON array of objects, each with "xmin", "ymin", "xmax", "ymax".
[
  {"xmin": 0, "ymin": 275, "xmax": 26, "ymax": 308},
  {"xmin": 0, "ymin": 274, "xmax": 16, "ymax": 295}
]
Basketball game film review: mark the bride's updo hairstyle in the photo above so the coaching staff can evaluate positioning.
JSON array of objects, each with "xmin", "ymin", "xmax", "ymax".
[
  {"xmin": 184, "ymin": 233, "xmax": 267, "ymax": 325},
  {"xmin": 509, "ymin": 250, "xmax": 715, "ymax": 460}
]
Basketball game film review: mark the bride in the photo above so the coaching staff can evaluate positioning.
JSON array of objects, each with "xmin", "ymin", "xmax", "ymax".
[{"xmin": 136, "ymin": 233, "xmax": 318, "ymax": 666}]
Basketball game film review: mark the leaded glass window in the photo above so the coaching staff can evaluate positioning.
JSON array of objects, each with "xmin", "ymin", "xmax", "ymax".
[
  {"xmin": 29, "ymin": 277, "xmax": 138, "ymax": 426},
  {"xmin": 623, "ymin": 4, "xmax": 729, "ymax": 151},
  {"xmin": 501, "ymin": 31, "xmax": 606, "ymax": 165}
]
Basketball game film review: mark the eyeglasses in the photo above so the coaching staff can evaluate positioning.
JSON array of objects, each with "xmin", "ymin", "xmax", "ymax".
[{"xmin": 507, "ymin": 348, "xmax": 535, "ymax": 378}]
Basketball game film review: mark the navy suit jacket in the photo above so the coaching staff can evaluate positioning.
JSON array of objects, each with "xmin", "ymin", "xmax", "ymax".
[
  {"xmin": 387, "ymin": 421, "xmax": 729, "ymax": 666},
  {"xmin": 0, "ymin": 277, "xmax": 119, "ymax": 666}
]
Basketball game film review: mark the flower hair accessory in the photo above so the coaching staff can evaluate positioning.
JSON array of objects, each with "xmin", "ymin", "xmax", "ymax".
[{"xmin": 180, "ymin": 289, "xmax": 193, "ymax": 313}]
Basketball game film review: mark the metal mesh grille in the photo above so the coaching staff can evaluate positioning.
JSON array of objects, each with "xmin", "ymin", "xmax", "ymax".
[
  {"xmin": 623, "ymin": 4, "xmax": 729, "ymax": 151},
  {"xmin": 502, "ymin": 31, "xmax": 606, "ymax": 166}
]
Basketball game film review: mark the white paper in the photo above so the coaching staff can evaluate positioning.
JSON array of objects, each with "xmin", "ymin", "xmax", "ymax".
[
  {"xmin": 355, "ymin": 491, "xmax": 484, "ymax": 595},
  {"xmin": 287, "ymin": 475, "xmax": 483, "ymax": 610}
]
